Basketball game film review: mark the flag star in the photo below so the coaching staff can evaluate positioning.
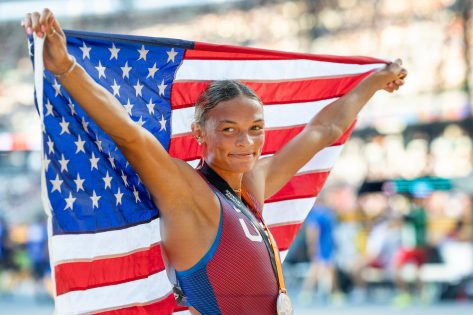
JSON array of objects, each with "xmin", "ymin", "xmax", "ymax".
[
  {"xmin": 121, "ymin": 170, "xmax": 129, "ymax": 187},
  {"xmin": 45, "ymin": 99, "xmax": 54, "ymax": 117},
  {"xmin": 166, "ymin": 48, "xmax": 178, "ymax": 63},
  {"xmin": 159, "ymin": 115, "xmax": 167, "ymax": 131},
  {"xmin": 135, "ymin": 116, "xmax": 145, "ymax": 127},
  {"xmin": 111, "ymin": 79, "xmax": 121, "ymax": 96},
  {"xmin": 109, "ymin": 43, "xmax": 120, "ymax": 60},
  {"xmin": 114, "ymin": 187, "xmax": 124, "ymax": 206},
  {"xmin": 90, "ymin": 152, "xmax": 100, "ymax": 170},
  {"xmin": 68, "ymin": 98, "xmax": 76, "ymax": 116},
  {"xmin": 133, "ymin": 186, "xmax": 141, "ymax": 203},
  {"xmin": 64, "ymin": 192, "xmax": 77, "ymax": 211},
  {"xmin": 95, "ymin": 136, "xmax": 103, "ymax": 152},
  {"xmin": 28, "ymin": 39, "xmax": 33, "ymax": 57},
  {"xmin": 123, "ymin": 99, "xmax": 134, "ymax": 116},
  {"xmin": 50, "ymin": 174, "xmax": 63, "ymax": 193},
  {"xmin": 95, "ymin": 60, "xmax": 107, "ymax": 79},
  {"xmin": 80, "ymin": 41, "xmax": 92, "ymax": 59},
  {"xmin": 75, "ymin": 135, "xmax": 86, "ymax": 154},
  {"xmin": 158, "ymin": 80, "xmax": 167, "ymax": 96},
  {"xmin": 146, "ymin": 98, "xmax": 155, "ymax": 115},
  {"xmin": 137, "ymin": 175, "xmax": 142, "ymax": 185},
  {"xmin": 147, "ymin": 63, "xmax": 159, "ymax": 79},
  {"xmin": 137, "ymin": 45, "xmax": 149, "ymax": 61},
  {"xmin": 90, "ymin": 190, "xmax": 101, "ymax": 209},
  {"xmin": 52, "ymin": 79, "xmax": 62, "ymax": 97},
  {"xmin": 58, "ymin": 154, "xmax": 70, "ymax": 173},
  {"xmin": 125, "ymin": 161, "xmax": 129, "ymax": 168},
  {"xmin": 108, "ymin": 152, "xmax": 116, "ymax": 169},
  {"xmin": 103, "ymin": 171, "xmax": 113, "ymax": 189},
  {"xmin": 121, "ymin": 61, "xmax": 132, "ymax": 79},
  {"xmin": 47, "ymin": 136, "xmax": 55, "ymax": 154},
  {"xmin": 59, "ymin": 117, "xmax": 70, "ymax": 135},
  {"xmin": 43, "ymin": 154, "xmax": 51, "ymax": 172},
  {"xmin": 74, "ymin": 173, "xmax": 85, "ymax": 192},
  {"xmin": 133, "ymin": 80, "xmax": 144, "ymax": 97},
  {"xmin": 81, "ymin": 117, "xmax": 90, "ymax": 133}
]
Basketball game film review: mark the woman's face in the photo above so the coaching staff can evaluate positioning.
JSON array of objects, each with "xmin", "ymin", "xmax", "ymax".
[{"xmin": 200, "ymin": 95, "xmax": 265, "ymax": 174}]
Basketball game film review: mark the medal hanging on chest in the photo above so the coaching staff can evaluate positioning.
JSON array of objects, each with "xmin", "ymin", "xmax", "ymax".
[{"xmin": 199, "ymin": 163, "xmax": 294, "ymax": 315}]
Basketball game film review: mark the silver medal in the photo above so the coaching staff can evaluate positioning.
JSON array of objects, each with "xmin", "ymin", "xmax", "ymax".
[{"xmin": 277, "ymin": 292, "xmax": 294, "ymax": 315}]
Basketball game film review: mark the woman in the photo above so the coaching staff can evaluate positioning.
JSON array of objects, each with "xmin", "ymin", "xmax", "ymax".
[{"xmin": 23, "ymin": 8, "xmax": 406, "ymax": 314}]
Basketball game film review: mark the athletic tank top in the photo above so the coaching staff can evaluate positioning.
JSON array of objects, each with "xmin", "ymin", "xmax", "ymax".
[{"xmin": 175, "ymin": 186, "xmax": 278, "ymax": 314}]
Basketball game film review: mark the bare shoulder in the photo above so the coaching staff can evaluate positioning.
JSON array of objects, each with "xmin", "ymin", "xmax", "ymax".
[{"xmin": 167, "ymin": 158, "xmax": 219, "ymax": 220}]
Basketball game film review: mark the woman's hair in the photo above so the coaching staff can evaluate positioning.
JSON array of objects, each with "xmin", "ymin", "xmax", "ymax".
[{"xmin": 194, "ymin": 80, "xmax": 262, "ymax": 125}]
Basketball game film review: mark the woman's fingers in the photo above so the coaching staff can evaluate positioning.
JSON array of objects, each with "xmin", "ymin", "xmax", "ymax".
[{"xmin": 30, "ymin": 12, "xmax": 43, "ymax": 37}]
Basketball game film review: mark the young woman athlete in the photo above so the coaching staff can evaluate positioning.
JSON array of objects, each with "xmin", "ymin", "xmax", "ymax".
[{"xmin": 23, "ymin": 8, "xmax": 406, "ymax": 315}]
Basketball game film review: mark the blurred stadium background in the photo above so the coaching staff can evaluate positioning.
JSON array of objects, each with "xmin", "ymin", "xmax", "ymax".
[{"xmin": 0, "ymin": 0, "xmax": 472, "ymax": 314}]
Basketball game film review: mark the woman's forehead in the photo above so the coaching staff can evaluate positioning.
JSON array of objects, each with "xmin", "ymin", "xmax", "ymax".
[{"xmin": 207, "ymin": 96, "xmax": 264, "ymax": 122}]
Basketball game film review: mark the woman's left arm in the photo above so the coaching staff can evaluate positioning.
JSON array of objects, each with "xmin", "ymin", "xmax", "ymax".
[{"xmin": 257, "ymin": 60, "xmax": 407, "ymax": 199}]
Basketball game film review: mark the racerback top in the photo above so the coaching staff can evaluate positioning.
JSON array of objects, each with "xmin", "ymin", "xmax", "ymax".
[{"xmin": 175, "ymin": 186, "xmax": 278, "ymax": 314}]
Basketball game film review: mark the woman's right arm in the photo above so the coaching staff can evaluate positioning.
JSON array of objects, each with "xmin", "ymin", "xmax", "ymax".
[{"xmin": 24, "ymin": 9, "xmax": 196, "ymax": 212}]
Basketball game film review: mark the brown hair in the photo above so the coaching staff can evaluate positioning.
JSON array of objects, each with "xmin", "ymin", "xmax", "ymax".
[{"xmin": 194, "ymin": 80, "xmax": 262, "ymax": 125}]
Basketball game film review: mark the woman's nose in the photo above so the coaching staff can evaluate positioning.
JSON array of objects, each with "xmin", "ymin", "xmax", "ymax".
[{"xmin": 236, "ymin": 131, "xmax": 252, "ymax": 146}]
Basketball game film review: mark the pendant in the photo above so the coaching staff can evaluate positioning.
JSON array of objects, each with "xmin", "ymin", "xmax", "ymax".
[{"xmin": 277, "ymin": 292, "xmax": 294, "ymax": 315}]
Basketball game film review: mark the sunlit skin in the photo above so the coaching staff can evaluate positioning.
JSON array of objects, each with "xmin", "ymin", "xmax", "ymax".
[
  {"xmin": 23, "ymin": 9, "xmax": 407, "ymax": 314},
  {"xmin": 192, "ymin": 96, "xmax": 265, "ymax": 191}
]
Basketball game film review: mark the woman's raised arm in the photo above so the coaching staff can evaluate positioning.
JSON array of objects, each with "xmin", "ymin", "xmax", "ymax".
[
  {"xmin": 23, "ymin": 9, "xmax": 196, "ymax": 212},
  {"xmin": 256, "ymin": 61, "xmax": 407, "ymax": 200}
]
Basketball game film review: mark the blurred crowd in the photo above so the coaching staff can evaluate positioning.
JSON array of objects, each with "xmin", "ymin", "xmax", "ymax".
[
  {"xmin": 0, "ymin": 0, "xmax": 472, "ymax": 308},
  {"xmin": 285, "ymin": 183, "xmax": 473, "ymax": 306}
]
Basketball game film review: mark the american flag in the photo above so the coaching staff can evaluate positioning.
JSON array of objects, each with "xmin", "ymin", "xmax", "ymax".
[{"xmin": 30, "ymin": 30, "xmax": 386, "ymax": 314}]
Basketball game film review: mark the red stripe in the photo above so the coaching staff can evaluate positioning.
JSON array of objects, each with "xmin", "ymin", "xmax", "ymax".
[
  {"xmin": 169, "ymin": 126, "xmax": 350, "ymax": 161},
  {"xmin": 171, "ymin": 72, "xmax": 371, "ymax": 109},
  {"xmin": 269, "ymin": 223, "xmax": 303, "ymax": 251},
  {"xmin": 55, "ymin": 243, "xmax": 164, "ymax": 296},
  {"xmin": 94, "ymin": 293, "xmax": 183, "ymax": 315},
  {"xmin": 266, "ymin": 171, "xmax": 330, "ymax": 203},
  {"xmin": 190, "ymin": 42, "xmax": 388, "ymax": 64}
]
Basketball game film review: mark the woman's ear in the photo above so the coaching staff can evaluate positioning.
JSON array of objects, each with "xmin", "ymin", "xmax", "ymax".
[{"xmin": 191, "ymin": 122, "xmax": 204, "ymax": 144}]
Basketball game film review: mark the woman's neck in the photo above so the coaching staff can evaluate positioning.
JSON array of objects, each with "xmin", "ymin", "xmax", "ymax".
[{"xmin": 206, "ymin": 163, "xmax": 243, "ymax": 194}]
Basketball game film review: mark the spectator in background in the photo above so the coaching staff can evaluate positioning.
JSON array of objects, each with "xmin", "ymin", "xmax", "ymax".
[
  {"xmin": 393, "ymin": 189, "xmax": 429, "ymax": 306},
  {"xmin": 26, "ymin": 216, "xmax": 50, "ymax": 300},
  {"xmin": 298, "ymin": 198, "xmax": 342, "ymax": 305}
]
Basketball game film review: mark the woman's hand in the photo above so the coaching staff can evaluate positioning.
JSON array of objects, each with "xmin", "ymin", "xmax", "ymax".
[
  {"xmin": 22, "ymin": 8, "xmax": 74, "ymax": 76},
  {"xmin": 371, "ymin": 59, "xmax": 408, "ymax": 93}
]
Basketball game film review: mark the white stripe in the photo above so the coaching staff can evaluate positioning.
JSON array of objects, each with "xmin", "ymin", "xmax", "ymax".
[
  {"xmin": 299, "ymin": 145, "xmax": 343, "ymax": 173},
  {"xmin": 175, "ymin": 59, "xmax": 384, "ymax": 81},
  {"xmin": 280, "ymin": 250, "xmax": 289, "ymax": 263},
  {"xmin": 174, "ymin": 311, "xmax": 192, "ymax": 315},
  {"xmin": 263, "ymin": 197, "xmax": 316, "ymax": 226},
  {"xmin": 50, "ymin": 218, "xmax": 161, "ymax": 264},
  {"xmin": 171, "ymin": 98, "xmax": 337, "ymax": 135},
  {"xmin": 55, "ymin": 270, "xmax": 172, "ymax": 315}
]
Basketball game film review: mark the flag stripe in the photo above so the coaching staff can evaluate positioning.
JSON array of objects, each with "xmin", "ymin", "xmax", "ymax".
[
  {"xmin": 191, "ymin": 41, "xmax": 388, "ymax": 64},
  {"xmin": 94, "ymin": 294, "xmax": 185, "ymax": 315},
  {"xmin": 50, "ymin": 218, "xmax": 161, "ymax": 264},
  {"xmin": 174, "ymin": 59, "xmax": 383, "ymax": 81},
  {"xmin": 55, "ymin": 243, "xmax": 163, "ymax": 296},
  {"xmin": 55, "ymin": 271, "xmax": 172, "ymax": 315},
  {"xmin": 269, "ymin": 223, "xmax": 303, "ymax": 251},
  {"xmin": 171, "ymin": 72, "xmax": 370, "ymax": 109},
  {"xmin": 267, "ymin": 171, "xmax": 330, "ymax": 203},
  {"xmin": 263, "ymin": 197, "xmax": 317, "ymax": 226}
]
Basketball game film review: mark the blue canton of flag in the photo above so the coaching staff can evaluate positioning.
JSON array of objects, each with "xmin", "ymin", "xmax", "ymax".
[{"xmin": 35, "ymin": 31, "xmax": 185, "ymax": 235}]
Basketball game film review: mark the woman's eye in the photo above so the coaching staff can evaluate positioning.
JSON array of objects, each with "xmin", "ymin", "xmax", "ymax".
[
  {"xmin": 222, "ymin": 127, "xmax": 234, "ymax": 132},
  {"xmin": 251, "ymin": 125, "xmax": 263, "ymax": 131}
]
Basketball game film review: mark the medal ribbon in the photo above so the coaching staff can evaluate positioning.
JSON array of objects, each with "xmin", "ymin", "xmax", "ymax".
[{"xmin": 199, "ymin": 163, "xmax": 287, "ymax": 294}]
